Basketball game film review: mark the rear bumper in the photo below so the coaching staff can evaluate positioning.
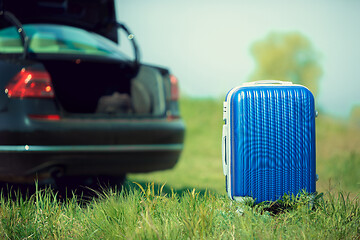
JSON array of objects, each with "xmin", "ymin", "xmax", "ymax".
[
  {"xmin": 0, "ymin": 117, "xmax": 185, "ymax": 178},
  {"xmin": 0, "ymin": 116, "xmax": 185, "ymax": 145},
  {"xmin": 0, "ymin": 144, "xmax": 182, "ymax": 178}
]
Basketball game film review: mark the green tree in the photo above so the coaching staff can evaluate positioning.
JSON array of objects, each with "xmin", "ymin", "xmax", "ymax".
[{"xmin": 250, "ymin": 32, "xmax": 322, "ymax": 96}]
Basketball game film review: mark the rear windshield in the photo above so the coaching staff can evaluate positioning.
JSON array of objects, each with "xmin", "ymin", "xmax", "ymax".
[{"xmin": 0, "ymin": 24, "xmax": 128, "ymax": 59}]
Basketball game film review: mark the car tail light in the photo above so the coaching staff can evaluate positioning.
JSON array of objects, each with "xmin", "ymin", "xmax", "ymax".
[
  {"xmin": 5, "ymin": 68, "xmax": 54, "ymax": 99},
  {"xmin": 169, "ymin": 74, "xmax": 179, "ymax": 101},
  {"xmin": 28, "ymin": 114, "xmax": 61, "ymax": 121}
]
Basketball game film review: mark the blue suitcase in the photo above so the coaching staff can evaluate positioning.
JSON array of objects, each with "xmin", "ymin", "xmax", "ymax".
[{"xmin": 222, "ymin": 80, "xmax": 316, "ymax": 203}]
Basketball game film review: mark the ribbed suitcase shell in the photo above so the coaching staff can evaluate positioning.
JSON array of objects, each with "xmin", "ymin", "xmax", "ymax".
[{"xmin": 222, "ymin": 81, "xmax": 316, "ymax": 203}]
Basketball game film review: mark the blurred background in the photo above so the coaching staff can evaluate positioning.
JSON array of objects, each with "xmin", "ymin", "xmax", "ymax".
[
  {"xmin": 117, "ymin": 0, "xmax": 359, "ymax": 195},
  {"xmin": 117, "ymin": 0, "xmax": 360, "ymax": 118}
]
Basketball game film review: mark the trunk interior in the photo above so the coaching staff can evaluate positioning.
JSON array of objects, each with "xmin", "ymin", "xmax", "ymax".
[{"xmin": 41, "ymin": 59, "xmax": 167, "ymax": 117}]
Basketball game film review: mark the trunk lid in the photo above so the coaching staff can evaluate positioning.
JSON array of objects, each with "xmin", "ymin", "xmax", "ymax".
[{"xmin": 0, "ymin": 0, "xmax": 118, "ymax": 43}]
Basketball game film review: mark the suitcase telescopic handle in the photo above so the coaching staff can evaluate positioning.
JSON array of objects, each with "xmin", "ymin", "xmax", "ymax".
[
  {"xmin": 222, "ymin": 125, "xmax": 228, "ymax": 176},
  {"xmin": 243, "ymin": 80, "xmax": 293, "ymax": 85}
]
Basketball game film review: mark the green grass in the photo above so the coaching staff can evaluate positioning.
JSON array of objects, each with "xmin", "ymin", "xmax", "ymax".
[
  {"xmin": 0, "ymin": 98, "xmax": 359, "ymax": 239},
  {"xmin": 0, "ymin": 184, "xmax": 359, "ymax": 239}
]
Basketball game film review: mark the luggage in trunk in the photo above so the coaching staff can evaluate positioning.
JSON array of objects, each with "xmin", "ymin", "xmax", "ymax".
[
  {"xmin": 42, "ymin": 59, "xmax": 166, "ymax": 116},
  {"xmin": 222, "ymin": 80, "xmax": 316, "ymax": 203}
]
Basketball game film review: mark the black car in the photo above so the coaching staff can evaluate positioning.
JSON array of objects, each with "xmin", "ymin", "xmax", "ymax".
[{"xmin": 0, "ymin": 0, "xmax": 185, "ymax": 185}]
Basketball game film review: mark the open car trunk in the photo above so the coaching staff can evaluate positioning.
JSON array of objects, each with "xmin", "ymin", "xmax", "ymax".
[
  {"xmin": 0, "ymin": 0, "xmax": 119, "ymax": 43},
  {"xmin": 42, "ymin": 59, "xmax": 167, "ymax": 117}
]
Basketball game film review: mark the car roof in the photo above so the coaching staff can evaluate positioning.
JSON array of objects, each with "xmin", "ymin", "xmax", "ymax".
[{"xmin": 0, "ymin": 0, "xmax": 118, "ymax": 43}]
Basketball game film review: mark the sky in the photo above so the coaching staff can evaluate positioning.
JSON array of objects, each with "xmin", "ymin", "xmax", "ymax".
[{"xmin": 117, "ymin": 0, "xmax": 360, "ymax": 118}]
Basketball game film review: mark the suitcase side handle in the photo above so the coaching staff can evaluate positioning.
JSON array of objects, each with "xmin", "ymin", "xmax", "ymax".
[
  {"xmin": 243, "ymin": 80, "xmax": 293, "ymax": 85},
  {"xmin": 222, "ymin": 125, "xmax": 228, "ymax": 175}
]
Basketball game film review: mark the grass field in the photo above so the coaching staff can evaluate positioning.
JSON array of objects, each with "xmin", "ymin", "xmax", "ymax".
[{"xmin": 0, "ymin": 98, "xmax": 359, "ymax": 239}]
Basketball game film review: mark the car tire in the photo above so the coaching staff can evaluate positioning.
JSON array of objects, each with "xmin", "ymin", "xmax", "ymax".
[{"xmin": 54, "ymin": 175, "xmax": 126, "ymax": 197}]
